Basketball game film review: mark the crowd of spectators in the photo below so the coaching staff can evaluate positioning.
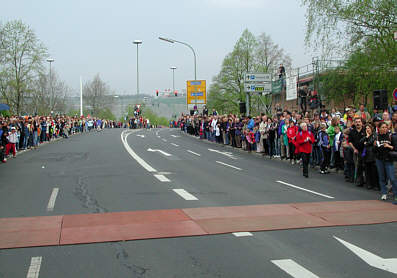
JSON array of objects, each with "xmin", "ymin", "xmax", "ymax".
[
  {"xmin": 177, "ymin": 104, "xmax": 397, "ymax": 201},
  {"xmin": 0, "ymin": 115, "xmax": 124, "ymax": 163}
]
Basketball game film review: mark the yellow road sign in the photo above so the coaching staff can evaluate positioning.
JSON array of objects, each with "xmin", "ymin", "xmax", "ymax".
[{"xmin": 187, "ymin": 80, "xmax": 206, "ymax": 106}]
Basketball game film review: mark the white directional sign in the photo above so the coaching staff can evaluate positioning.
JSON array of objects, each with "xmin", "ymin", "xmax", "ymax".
[
  {"xmin": 147, "ymin": 148, "xmax": 172, "ymax": 157},
  {"xmin": 244, "ymin": 83, "xmax": 272, "ymax": 94},
  {"xmin": 244, "ymin": 73, "xmax": 272, "ymax": 83},
  {"xmin": 334, "ymin": 236, "xmax": 397, "ymax": 274}
]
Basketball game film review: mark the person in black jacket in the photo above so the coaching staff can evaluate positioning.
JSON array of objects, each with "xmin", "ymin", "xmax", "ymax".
[
  {"xmin": 374, "ymin": 122, "xmax": 397, "ymax": 200},
  {"xmin": 360, "ymin": 124, "xmax": 379, "ymax": 190},
  {"xmin": 349, "ymin": 118, "xmax": 365, "ymax": 186}
]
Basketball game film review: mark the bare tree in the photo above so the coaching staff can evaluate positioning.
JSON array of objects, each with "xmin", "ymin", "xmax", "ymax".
[
  {"xmin": 0, "ymin": 20, "xmax": 47, "ymax": 114},
  {"xmin": 83, "ymin": 74, "xmax": 113, "ymax": 116},
  {"xmin": 254, "ymin": 33, "xmax": 292, "ymax": 74},
  {"xmin": 28, "ymin": 71, "xmax": 69, "ymax": 115}
]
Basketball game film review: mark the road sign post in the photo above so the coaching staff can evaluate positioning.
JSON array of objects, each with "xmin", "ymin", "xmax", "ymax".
[
  {"xmin": 243, "ymin": 73, "xmax": 272, "ymax": 116},
  {"xmin": 186, "ymin": 80, "xmax": 206, "ymax": 111}
]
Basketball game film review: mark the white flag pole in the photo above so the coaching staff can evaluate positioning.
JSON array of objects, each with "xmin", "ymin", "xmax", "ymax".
[{"xmin": 80, "ymin": 76, "xmax": 83, "ymax": 117}]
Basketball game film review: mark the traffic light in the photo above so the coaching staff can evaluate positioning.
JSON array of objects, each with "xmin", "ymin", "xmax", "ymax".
[{"xmin": 156, "ymin": 90, "xmax": 158, "ymax": 96}]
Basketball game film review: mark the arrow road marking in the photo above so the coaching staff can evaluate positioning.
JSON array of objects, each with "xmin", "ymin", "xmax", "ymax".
[
  {"xmin": 334, "ymin": 236, "xmax": 397, "ymax": 274},
  {"xmin": 208, "ymin": 148, "xmax": 237, "ymax": 159},
  {"xmin": 147, "ymin": 148, "xmax": 172, "ymax": 157},
  {"xmin": 271, "ymin": 259, "xmax": 320, "ymax": 278}
]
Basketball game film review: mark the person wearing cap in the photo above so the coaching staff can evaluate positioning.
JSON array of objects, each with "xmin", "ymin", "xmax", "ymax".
[{"xmin": 5, "ymin": 127, "xmax": 18, "ymax": 158}]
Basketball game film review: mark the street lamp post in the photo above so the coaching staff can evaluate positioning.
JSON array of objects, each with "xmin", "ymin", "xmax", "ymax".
[
  {"xmin": 46, "ymin": 58, "xmax": 54, "ymax": 112},
  {"xmin": 133, "ymin": 40, "xmax": 143, "ymax": 95},
  {"xmin": 159, "ymin": 37, "xmax": 197, "ymax": 111},
  {"xmin": 170, "ymin": 66, "xmax": 177, "ymax": 95},
  {"xmin": 159, "ymin": 37, "xmax": 196, "ymax": 80}
]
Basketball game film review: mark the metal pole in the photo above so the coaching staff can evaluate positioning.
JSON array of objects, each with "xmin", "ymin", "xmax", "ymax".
[
  {"xmin": 49, "ymin": 62, "xmax": 52, "ymax": 110},
  {"xmin": 136, "ymin": 44, "xmax": 139, "ymax": 95},
  {"xmin": 246, "ymin": 92, "xmax": 250, "ymax": 116},
  {"xmin": 80, "ymin": 76, "xmax": 83, "ymax": 117},
  {"xmin": 172, "ymin": 69, "xmax": 175, "ymax": 93}
]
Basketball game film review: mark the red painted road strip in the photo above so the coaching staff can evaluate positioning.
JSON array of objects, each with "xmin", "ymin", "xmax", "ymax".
[{"xmin": 0, "ymin": 200, "xmax": 396, "ymax": 249}]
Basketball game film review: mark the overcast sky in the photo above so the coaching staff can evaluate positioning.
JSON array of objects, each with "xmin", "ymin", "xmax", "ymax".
[{"xmin": 2, "ymin": 0, "xmax": 313, "ymax": 96}]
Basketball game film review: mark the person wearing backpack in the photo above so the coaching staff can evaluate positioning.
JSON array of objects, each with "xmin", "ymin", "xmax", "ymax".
[{"xmin": 296, "ymin": 122, "xmax": 315, "ymax": 177}]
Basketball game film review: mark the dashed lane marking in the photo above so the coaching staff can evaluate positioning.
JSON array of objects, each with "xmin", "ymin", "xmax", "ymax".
[
  {"xmin": 216, "ymin": 161, "xmax": 242, "ymax": 171},
  {"xmin": 233, "ymin": 232, "xmax": 253, "ymax": 237},
  {"xmin": 171, "ymin": 143, "xmax": 179, "ymax": 147},
  {"xmin": 26, "ymin": 256, "xmax": 42, "ymax": 278},
  {"xmin": 154, "ymin": 174, "xmax": 171, "ymax": 182},
  {"xmin": 172, "ymin": 189, "xmax": 198, "ymax": 200},
  {"xmin": 271, "ymin": 259, "xmax": 320, "ymax": 278},
  {"xmin": 276, "ymin": 180, "xmax": 335, "ymax": 199},
  {"xmin": 187, "ymin": 150, "xmax": 201, "ymax": 156},
  {"xmin": 46, "ymin": 188, "xmax": 59, "ymax": 212}
]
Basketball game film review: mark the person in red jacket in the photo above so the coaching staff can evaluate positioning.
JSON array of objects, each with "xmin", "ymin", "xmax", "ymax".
[
  {"xmin": 296, "ymin": 122, "xmax": 315, "ymax": 178},
  {"xmin": 287, "ymin": 121, "xmax": 298, "ymax": 164}
]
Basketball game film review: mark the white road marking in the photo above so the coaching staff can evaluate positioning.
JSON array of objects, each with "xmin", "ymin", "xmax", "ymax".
[
  {"xmin": 233, "ymin": 232, "xmax": 253, "ymax": 237},
  {"xmin": 162, "ymin": 139, "xmax": 167, "ymax": 142},
  {"xmin": 157, "ymin": 136, "xmax": 160, "ymax": 138},
  {"xmin": 334, "ymin": 236, "xmax": 397, "ymax": 274},
  {"xmin": 26, "ymin": 256, "xmax": 42, "ymax": 278},
  {"xmin": 172, "ymin": 189, "xmax": 198, "ymax": 200},
  {"xmin": 136, "ymin": 134, "xmax": 145, "ymax": 138},
  {"xmin": 208, "ymin": 148, "xmax": 237, "ymax": 159},
  {"xmin": 147, "ymin": 148, "xmax": 172, "ymax": 157},
  {"xmin": 154, "ymin": 174, "xmax": 171, "ymax": 182},
  {"xmin": 46, "ymin": 188, "xmax": 59, "ymax": 212},
  {"xmin": 157, "ymin": 172, "xmax": 172, "ymax": 175},
  {"xmin": 170, "ymin": 143, "xmax": 179, "ymax": 147},
  {"xmin": 276, "ymin": 180, "xmax": 334, "ymax": 199},
  {"xmin": 216, "ymin": 161, "xmax": 242, "ymax": 171},
  {"xmin": 171, "ymin": 135, "xmax": 180, "ymax": 138},
  {"xmin": 187, "ymin": 150, "xmax": 201, "ymax": 156},
  {"xmin": 121, "ymin": 131, "xmax": 157, "ymax": 172},
  {"xmin": 41, "ymin": 166, "xmax": 45, "ymax": 169},
  {"xmin": 271, "ymin": 259, "xmax": 320, "ymax": 278}
]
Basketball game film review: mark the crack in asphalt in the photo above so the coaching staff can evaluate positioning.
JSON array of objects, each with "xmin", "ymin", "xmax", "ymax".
[
  {"xmin": 74, "ymin": 176, "xmax": 108, "ymax": 213},
  {"xmin": 113, "ymin": 242, "xmax": 150, "ymax": 277}
]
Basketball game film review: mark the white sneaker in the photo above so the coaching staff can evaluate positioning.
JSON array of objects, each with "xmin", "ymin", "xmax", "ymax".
[{"xmin": 381, "ymin": 194, "xmax": 387, "ymax": 200}]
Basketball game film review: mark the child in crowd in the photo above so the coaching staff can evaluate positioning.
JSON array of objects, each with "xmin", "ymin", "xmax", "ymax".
[
  {"xmin": 332, "ymin": 125, "xmax": 344, "ymax": 172},
  {"xmin": 342, "ymin": 128, "xmax": 355, "ymax": 182}
]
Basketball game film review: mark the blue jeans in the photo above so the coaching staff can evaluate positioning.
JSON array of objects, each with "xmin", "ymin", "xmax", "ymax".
[
  {"xmin": 275, "ymin": 137, "xmax": 281, "ymax": 156},
  {"xmin": 375, "ymin": 159, "xmax": 397, "ymax": 195},
  {"xmin": 33, "ymin": 131, "xmax": 39, "ymax": 146}
]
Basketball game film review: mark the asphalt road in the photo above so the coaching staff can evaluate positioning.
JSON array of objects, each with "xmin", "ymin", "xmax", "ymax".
[{"xmin": 0, "ymin": 127, "xmax": 396, "ymax": 278}]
